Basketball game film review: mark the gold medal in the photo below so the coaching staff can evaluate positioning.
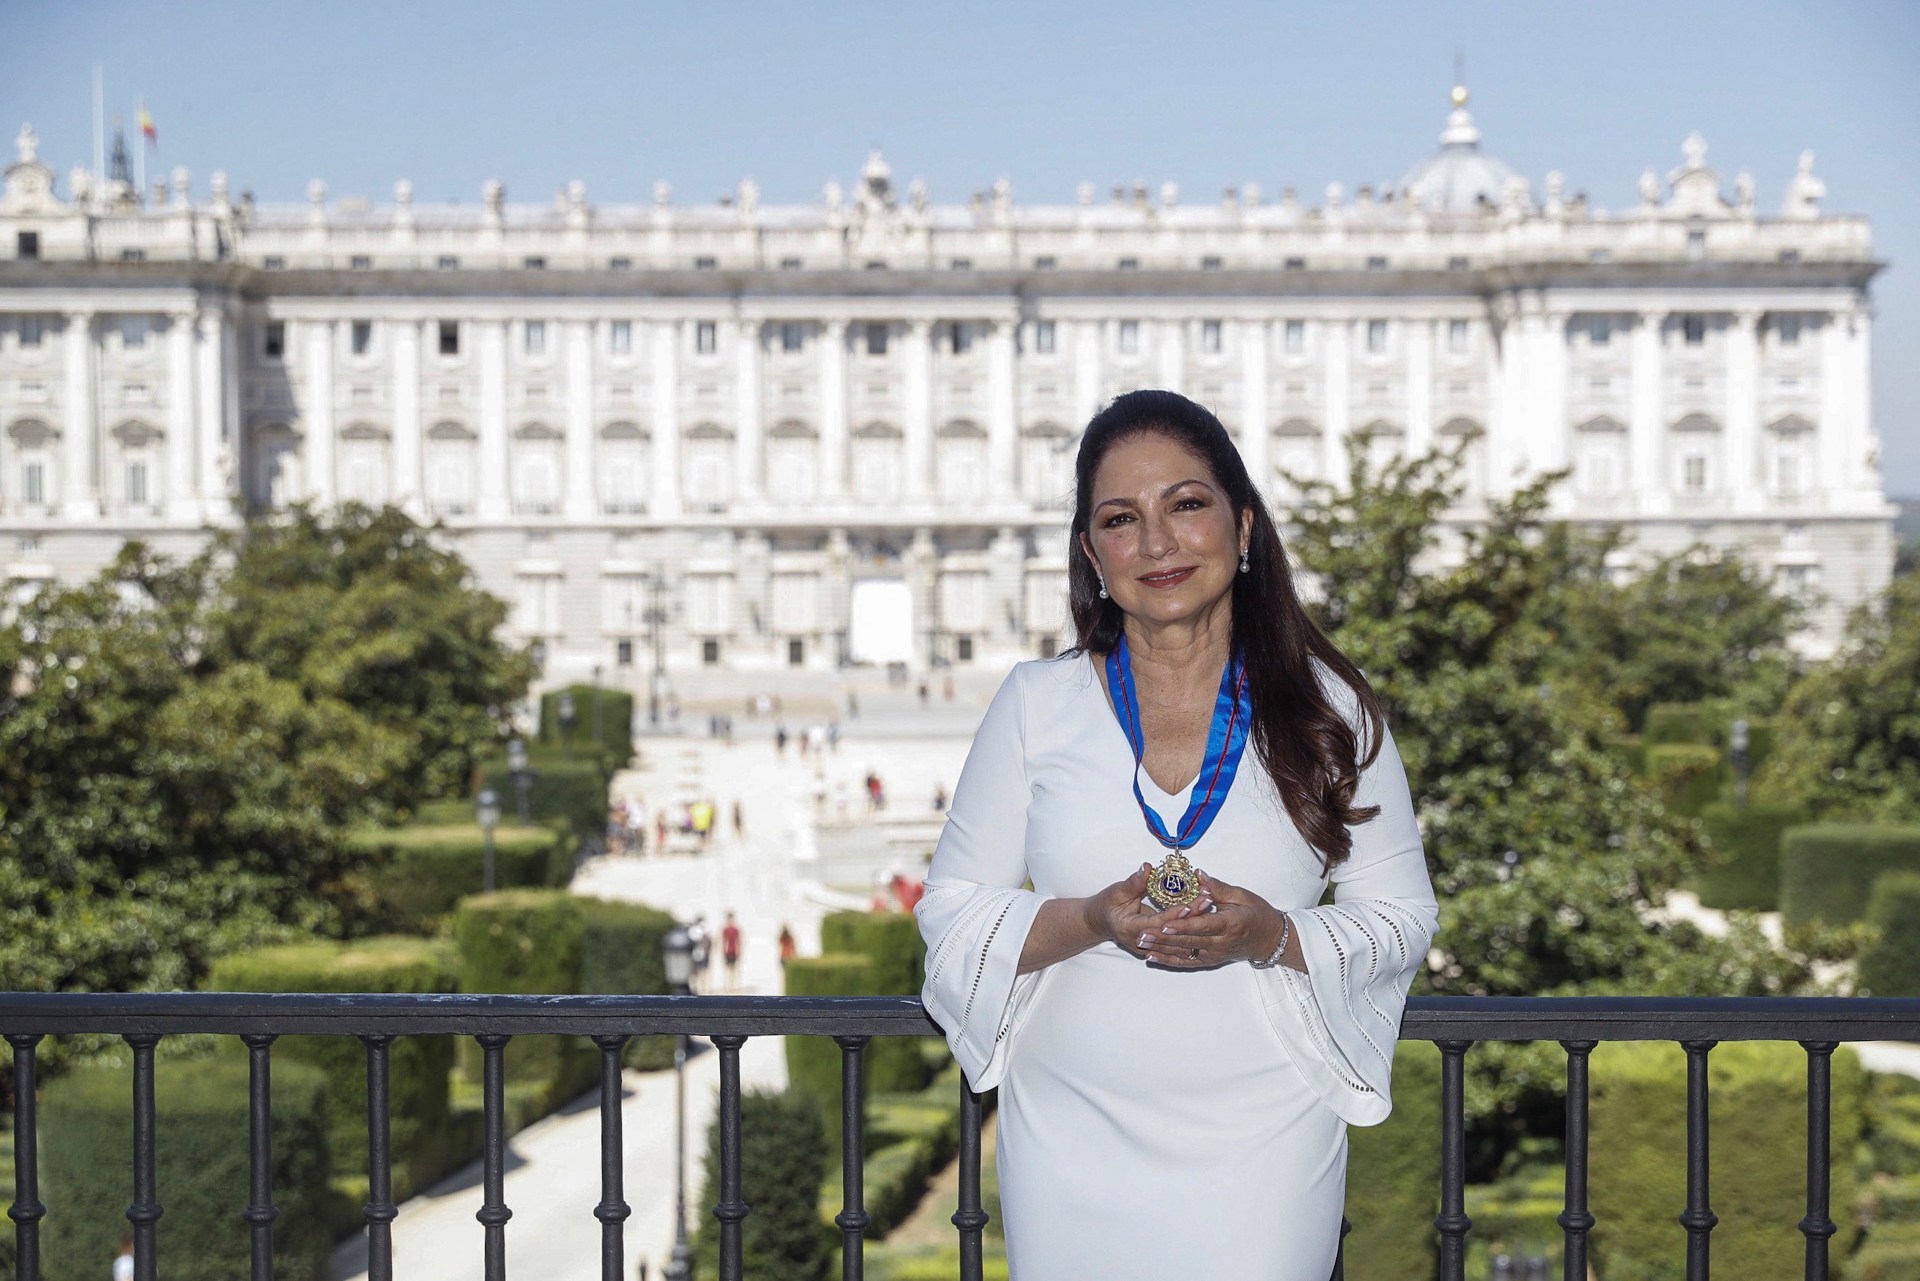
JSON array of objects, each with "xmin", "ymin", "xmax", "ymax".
[{"xmin": 1145, "ymin": 851, "xmax": 1204, "ymax": 912}]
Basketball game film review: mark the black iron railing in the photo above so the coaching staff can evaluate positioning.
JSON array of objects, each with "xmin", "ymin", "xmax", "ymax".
[{"xmin": 6, "ymin": 994, "xmax": 1920, "ymax": 1281}]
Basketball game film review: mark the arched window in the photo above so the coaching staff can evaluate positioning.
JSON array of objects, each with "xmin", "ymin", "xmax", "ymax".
[
  {"xmin": 512, "ymin": 422, "xmax": 564, "ymax": 515},
  {"xmin": 765, "ymin": 420, "xmax": 818, "ymax": 505},
  {"xmin": 851, "ymin": 421, "xmax": 903, "ymax": 502},
  {"xmin": 683, "ymin": 422, "xmax": 735, "ymax": 512},
  {"xmin": 1572, "ymin": 415, "xmax": 1628, "ymax": 499},
  {"xmin": 1670, "ymin": 413, "xmax": 1722, "ymax": 496},
  {"xmin": 1020, "ymin": 422, "xmax": 1075, "ymax": 508},
  {"xmin": 425, "ymin": 420, "xmax": 477, "ymax": 516},
  {"xmin": 1766, "ymin": 413, "xmax": 1816, "ymax": 499},
  {"xmin": 936, "ymin": 419, "xmax": 988, "ymax": 503},
  {"xmin": 339, "ymin": 422, "xmax": 392, "ymax": 507},
  {"xmin": 599, "ymin": 421, "xmax": 650, "ymax": 514}
]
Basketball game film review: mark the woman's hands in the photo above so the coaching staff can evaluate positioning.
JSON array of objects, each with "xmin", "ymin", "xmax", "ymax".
[{"xmin": 1085, "ymin": 865, "xmax": 1289, "ymax": 969}]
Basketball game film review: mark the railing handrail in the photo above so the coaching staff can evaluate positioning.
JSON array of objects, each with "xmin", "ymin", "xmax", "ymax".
[{"xmin": 6, "ymin": 992, "xmax": 1920, "ymax": 1042}]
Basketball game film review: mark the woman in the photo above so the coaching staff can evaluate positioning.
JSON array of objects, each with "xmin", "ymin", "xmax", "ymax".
[{"xmin": 916, "ymin": 390, "xmax": 1438, "ymax": 1280}]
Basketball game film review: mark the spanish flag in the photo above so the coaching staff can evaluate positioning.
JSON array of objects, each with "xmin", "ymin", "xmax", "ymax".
[{"xmin": 138, "ymin": 104, "xmax": 155, "ymax": 146}]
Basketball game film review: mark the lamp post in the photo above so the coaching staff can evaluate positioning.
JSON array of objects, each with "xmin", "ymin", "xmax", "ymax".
[
  {"xmin": 505, "ymin": 737, "xmax": 532, "ymax": 826},
  {"xmin": 661, "ymin": 925, "xmax": 696, "ymax": 1281},
  {"xmin": 591, "ymin": 663, "xmax": 604, "ymax": 750},
  {"xmin": 558, "ymin": 692, "xmax": 579, "ymax": 759},
  {"xmin": 475, "ymin": 787, "xmax": 502, "ymax": 893},
  {"xmin": 1730, "ymin": 718, "xmax": 1751, "ymax": 810},
  {"xmin": 645, "ymin": 567, "xmax": 671, "ymax": 728}
]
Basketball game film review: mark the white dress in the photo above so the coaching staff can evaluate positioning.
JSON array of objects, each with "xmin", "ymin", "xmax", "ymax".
[{"xmin": 916, "ymin": 654, "xmax": 1438, "ymax": 1281}]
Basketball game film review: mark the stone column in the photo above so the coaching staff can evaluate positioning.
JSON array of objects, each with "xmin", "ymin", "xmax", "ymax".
[
  {"xmin": 988, "ymin": 525, "xmax": 1025, "ymax": 662},
  {"xmin": 987, "ymin": 319, "xmax": 1017, "ymax": 497},
  {"xmin": 1491, "ymin": 299, "xmax": 1529, "ymax": 496},
  {"xmin": 195, "ymin": 309, "xmax": 230, "ymax": 517},
  {"xmin": 1406, "ymin": 317, "xmax": 1434, "ymax": 459},
  {"xmin": 649, "ymin": 318, "xmax": 682, "ymax": 518},
  {"xmin": 304, "ymin": 319, "xmax": 336, "ymax": 508},
  {"xmin": 1536, "ymin": 307, "xmax": 1572, "ymax": 487},
  {"xmin": 734, "ymin": 318, "xmax": 763, "ymax": 503},
  {"xmin": 1240, "ymin": 319, "xmax": 1271, "ymax": 486},
  {"xmin": 61, "ymin": 309, "xmax": 98, "ymax": 518},
  {"xmin": 1322, "ymin": 318, "xmax": 1350, "ymax": 481},
  {"xmin": 1820, "ymin": 302, "xmax": 1872, "ymax": 506},
  {"xmin": 221, "ymin": 313, "xmax": 241, "ymax": 514},
  {"xmin": 1157, "ymin": 318, "xmax": 1185, "ymax": 393},
  {"xmin": 1725, "ymin": 308, "xmax": 1762, "ymax": 514},
  {"xmin": 1630, "ymin": 311, "xmax": 1668, "ymax": 515},
  {"xmin": 476, "ymin": 318, "xmax": 510, "ymax": 519},
  {"xmin": 1073, "ymin": 319, "xmax": 1101, "ymax": 428},
  {"xmin": 903, "ymin": 319, "xmax": 934, "ymax": 501},
  {"xmin": 565, "ymin": 318, "xmax": 597, "ymax": 519},
  {"xmin": 165, "ymin": 312, "xmax": 197, "ymax": 520},
  {"xmin": 819, "ymin": 318, "xmax": 849, "ymax": 502},
  {"xmin": 393, "ymin": 318, "xmax": 424, "ymax": 515}
]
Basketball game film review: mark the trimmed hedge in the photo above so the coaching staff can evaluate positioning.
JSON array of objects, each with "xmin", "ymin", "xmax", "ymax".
[
  {"xmin": 1693, "ymin": 800, "xmax": 1809, "ymax": 912},
  {"xmin": 538, "ymin": 683, "xmax": 634, "ymax": 765},
  {"xmin": 452, "ymin": 890, "xmax": 596, "ymax": 1104},
  {"xmin": 694, "ymin": 1088, "xmax": 832, "ymax": 1281},
  {"xmin": 1645, "ymin": 742, "xmax": 1725, "ymax": 817},
  {"xmin": 1642, "ymin": 703, "xmax": 1778, "ymax": 771},
  {"xmin": 1782, "ymin": 825, "xmax": 1920, "ymax": 927},
  {"xmin": 206, "ymin": 936, "xmax": 461, "ymax": 1201},
  {"xmin": 1590, "ymin": 1040, "xmax": 1863, "ymax": 1281},
  {"xmin": 41, "ymin": 1056, "xmax": 335, "ymax": 1281},
  {"xmin": 855, "ymin": 1064, "xmax": 965, "ymax": 1238},
  {"xmin": 1862, "ymin": 874, "xmax": 1920, "ymax": 998},
  {"xmin": 820, "ymin": 911, "xmax": 924, "ymax": 997},
  {"xmin": 1342, "ymin": 1040, "xmax": 1442, "ymax": 1281},
  {"xmin": 346, "ymin": 822, "xmax": 571, "ymax": 933},
  {"xmin": 784, "ymin": 955, "xmax": 876, "ymax": 1110},
  {"xmin": 476, "ymin": 754, "xmax": 609, "ymax": 844},
  {"xmin": 1854, "ymin": 1221, "xmax": 1920, "ymax": 1281},
  {"xmin": 575, "ymin": 895, "xmax": 679, "ymax": 1072}
]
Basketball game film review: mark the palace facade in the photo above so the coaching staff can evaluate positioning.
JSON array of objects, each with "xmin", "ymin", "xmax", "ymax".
[{"xmin": 0, "ymin": 87, "xmax": 1894, "ymax": 682}]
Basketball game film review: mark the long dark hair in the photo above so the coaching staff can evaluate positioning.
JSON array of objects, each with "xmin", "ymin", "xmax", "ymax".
[{"xmin": 1064, "ymin": 389, "xmax": 1385, "ymax": 872}]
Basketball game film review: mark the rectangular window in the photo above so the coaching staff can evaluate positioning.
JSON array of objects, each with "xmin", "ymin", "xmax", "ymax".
[
  {"xmin": 1034, "ymin": 255, "xmax": 1057, "ymax": 270},
  {"xmin": 1683, "ymin": 455, "xmax": 1707, "ymax": 492},
  {"xmin": 438, "ymin": 321, "xmax": 460, "ymax": 356},
  {"xmin": 437, "ymin": 255, "xmax": 460, "ymax": 270},
  {"xmin": 1447, "ymin": 256, "xmax": 1470, "ymax": 271},
  {"xmin": 865, "ymin": 323, "xmax": 888, "ymax": 356},
  {"xmin": 949, "ymin": 258, "xmax": 973, "ymax": 271},
  {"xmin": 787, "ymin": 637, "xmax": 805, "ymax": 667},
  {"xmin": 1283, "ymin": 256, "xmax": 1306, "ymax": 270},
  {"xmin": 609, "ymin": 256, "xmax": 632, "ymax": 270},
  {"xmin": 351, "ymin": 321, "xmax": 372, "ymax": 355},
  {"xmin": 1448, "ymin": 319, "xmax": 1470, "ymax": 353},
  {"xmin": 17, "ymin": 231, "xmax": 39, "ymax": 259},
  {"xmin": 1588, "ymin": 316, "xmax": 1612, "ymax": 347},
  {"xmin": 701, "ymin": 637, "xmax": 721, "ymax": 666},
  {"xmin": 1117, "ymin": 320, "xmax": 1140, "ymax": 354},
  {"xmin": 955, "ymin": 635, "xmax": 975, "ymax": 662},
  {"xmin": 1778, "ymin": 248, "xmax": 1802, "ymax": 264},
  {"xmin": 1200, "ymin": 320, "xmax": 1223, "ymax": 354},
  {"xmin": 1686, "ymin": 230, "xmax": 1707, "ymax": 261},
  {"xmin": 1034, "ymin": 320, "xmax": 1057, "ymax": 354},
  {"xmin": 120, "ymin": 248, "xmax": 146, "ymax": 262},
  {"xmin": 1284, "ymin": 320, "xmax": 1305, "ymax": 354},
  {"xmin": 1201, "ymin": 255, "xmax": 1224, "ymax": 271},
  {"xmin": 263, "ymin": 255, "xmax": 286, "ymax": 270},
  {"xmin": 609, "ymin": 320, "xmax": 632, "ymax": 355},
  {"xmin": 781, "ymin": 323, "xmax": 805, "ymax": 353},
  {"xmin": 950, "ymin": 323, "xmax": 974, "ymax": 356},
  {"xmin": 1117, "ymin": 257, "xmax": 1140, "ymax": 271},
  {"xmin": 523, "ymin": 256, "xmax": 546, "ymax": 270},
  {"xmin": 124, "ymin": 382, "xmax": 150, "ymax": 402},
  {"xmin": 19, "ymin": 316, "xmax": 43, "ymax": 347},
  {"xmin": 1366, "ymin": 256, "xmax": 1388, "ymax": 271},
  {"xmin": 695, "ymin": 321, "xmax": 717, "ymax": 355},
  {"xmin": 1682, "ymin": 315, "xmax": 1707, "ymax": 345},
  {"xmin": 1366, "ymin": 319, "xmax": 1388, "ymax": 354},
  {"xmin": 524, "ymin": 321, "xmax": 547, "ymax": 356},
  {"xmin": 616, "ymin": 638, "xmax": 634, "ymax": 666},
  {"xmin": 1588, "ymin": 248, "xmax": 1613, "ymax": 264},
  {"xmin": 349, "ymin": 254, "xmax": 372, "ymax": 270},
  {"xmin": 262, "ymin": 321, "xmax": 283, "ymax": 358},
  {"xmin": 126, "ymin": 460, "xmax": 148, "ymax": 505},
  {"xmin": 24, "ymin": 461, "xmax": 45, "ymax": 505},
  {"xmin": 694, "ymin": 256, "xmax": 718, "ymax": 271},
  {"xmin": 779, "ymin": 257, "xmax": 803, "ymax": 270},
  {"xmin": 1777, "ymin": 315, "xmax": 1802, "ymax": 346}
]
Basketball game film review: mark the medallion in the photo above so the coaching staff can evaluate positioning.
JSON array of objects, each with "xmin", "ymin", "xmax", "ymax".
[{"xmin": 1146, "ymin": 850, "xmax": 1204, "ymax": 912}]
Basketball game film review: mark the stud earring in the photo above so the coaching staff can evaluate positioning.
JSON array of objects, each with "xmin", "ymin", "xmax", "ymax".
[
  {"xmin": 1097, "ymin": 575, "xmax": 1109, "ymax": 600},
  {"xmin": 1239, "ymin": 548, "xmax": 1250, "ymax": 573}
]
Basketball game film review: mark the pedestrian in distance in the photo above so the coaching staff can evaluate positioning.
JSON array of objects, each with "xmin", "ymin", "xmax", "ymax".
[
  {"xmin": 778, "ymin": 922, "xmax": 797, "ymax": 968},
  {"xmin": 721, "ymin": 912, "xmax": 742, "ymax": 992},
  {"xmin": 732, "ymin": 799, "xmax": 745, "ymax": 841}
]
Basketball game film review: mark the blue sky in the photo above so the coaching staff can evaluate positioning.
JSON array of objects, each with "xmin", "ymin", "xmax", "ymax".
[{"xmin": 5, "ymin": 0, "xmax": 1916, "ymax": 495}]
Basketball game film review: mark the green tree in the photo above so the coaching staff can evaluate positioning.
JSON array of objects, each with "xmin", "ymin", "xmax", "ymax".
[
  {"xmin": 693, "ymin": 1088, "xmax": 832, "ymax": 1281},
  {"xmin": 1763, "ymin": 562, "xmax": 1920, "ymax": 821}
]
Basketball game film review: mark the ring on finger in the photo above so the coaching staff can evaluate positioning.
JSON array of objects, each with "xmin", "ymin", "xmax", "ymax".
[{"xmin": 1188, "ymin": 947, "xmax": 1200, "ymax": 960}]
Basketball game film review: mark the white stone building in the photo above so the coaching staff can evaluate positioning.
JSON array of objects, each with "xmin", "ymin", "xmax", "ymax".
[{"xmin": 0, "ymin": 87, "xmax": 1895, "ymax": 687}]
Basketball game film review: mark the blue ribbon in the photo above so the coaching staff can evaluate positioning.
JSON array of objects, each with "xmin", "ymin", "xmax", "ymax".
[{"xmin": 1106, "ymin": 633, "xmax": 1252, "ymax": 851}]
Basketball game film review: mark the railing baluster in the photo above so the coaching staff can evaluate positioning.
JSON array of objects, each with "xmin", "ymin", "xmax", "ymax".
[
  {"xmin": 1558, "ymin": 1039, "xmax": 1597, "ymax": 1281},
  {"xmin": 713, "ymin": 1034, "xmax": 749, "ymax": 1281},
  {"xmin": 476, "ymin": 1034, "xmax": 513, "ymax": 1281},
  {"xmin": 361, "ymin": 1035, "xmax": 397, "ymax": 1281},
  {"xmin": 1680, "ymin": 1039, "xmax": 1719, "ymax": 1281},
  {"xmin": 7, "ymin": 1033, "xmax": 46, "ymax": 1281},
  {"xmin": 1435, "ymin": 1039, "xmax": 1473, "ymax": 1281},
  {"xmin": 833, "ymin": 1035, "xmax": 872, "ymax": 1279},
  {"xmin": 125, "ymin": 1033, "xmax": 162, "ymax": 1281},
  {"xmin": 591, "ymin": 1035, "xmax": 631, "ymax": 1281},
  {"xmin": 242, "ymin": 1034, "xmax": 279, "ymax": 1281},
  {"xmin": 1799, "ymin": 1040, "xmax": 1838, "ymax": 1281},
  {"xmin": 952, "ymin": 1080, "xmax": 986, "ymax": 1281}
]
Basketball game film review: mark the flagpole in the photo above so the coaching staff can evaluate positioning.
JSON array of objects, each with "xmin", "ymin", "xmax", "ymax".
[
  {"xmin": 92, "ymin": 64, "xmax": 104, "ymax": 201},
  {"xmin": 134, "ymin": 97, "xmax": 145, "ymax": 203}
]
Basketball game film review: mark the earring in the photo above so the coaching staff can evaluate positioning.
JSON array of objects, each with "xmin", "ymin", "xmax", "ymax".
[
  {"xmin": 1097, "ymin": 575, "xmax": 1109, "ymax": 599},
  {"xmin": 1239, "ymin": 549, "xmax": 1250, "ymax": 574}
]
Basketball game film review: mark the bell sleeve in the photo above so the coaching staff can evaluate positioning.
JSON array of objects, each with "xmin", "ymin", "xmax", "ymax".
[
  {"xmin": 1257, "ymin": 673, "xmax": 1439, "ymax": 1127},
  {"xmin": 915, "ymin": 667, "xmax": 1048, "ymax": 1092}
]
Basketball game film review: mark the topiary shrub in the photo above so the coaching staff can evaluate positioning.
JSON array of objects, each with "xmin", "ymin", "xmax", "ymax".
[
  {"xmin": 1693, "ymin": 800, "xmax": 1809, "ymax": 912},
  {"xmin": 1781, "ymin": 825, "xmax": 1920, "ymax": 928},
  {"xmin": 819, "ymin": 911, "xmax": 924, "ymax": 997},
  {"xmin": 345, "ymin": 822, "xmax": 571, "ymax": 933},
  {"xmin": 40, "ymin": 1055, "xmax": 335, "ymax": 1281},
  {"xmin": 693, "ymin": 1088, "xmax": 832, "ymax": 1281},
  {"xmin": 452, "ymin": 889, "xmax": 596, "ymax": 1104},
  {"xmin": 782, "ymin": 955, "xmax": 876, "ymax": 1112},
  {"xmin": 1644, "ymin": 702, "xmax": 1720, "ymax": 746},
  {"xmin": 537, "ymin": 684, "xmax": 634, "ymax": 766},
  {"xmin": 1589, "ymin": 1040, "xmax": 1863, "ymax": 1281},
  {"xmin": 1645, "ymin": 742, "xmax": 1726, "ymax": 817},
  {"xmin": 206, "ymin": 936, "xmax": 460, "ymax": 1201},
  {"xmin": 475, "ymin": 754, "xmax": 608, "ymax": 845},
  {"xmin": 575, "ymin": 896, "xmax": 679, "ymax": 1071},
  {"xmin": 1861, "ymin": 874, "xmax": 1920, "ymax": 998},
  {"xmin": 1341, "ymin": 1040, "xmax": 1441, "ymax": 1281}
]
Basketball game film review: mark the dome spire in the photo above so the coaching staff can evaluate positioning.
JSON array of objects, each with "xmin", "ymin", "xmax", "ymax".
[{"xmin": 1440, "ymin": 56, "xmax": 1480, "ymax": 149}]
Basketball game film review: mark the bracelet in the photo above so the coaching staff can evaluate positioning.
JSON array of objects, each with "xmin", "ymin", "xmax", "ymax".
[{"xmin": 1249, "ymin": 912, "xmax": 1291, "ymax": 970}]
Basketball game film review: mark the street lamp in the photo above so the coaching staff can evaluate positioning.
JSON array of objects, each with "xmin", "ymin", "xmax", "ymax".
[
  {"xmin": 1730, "ymin": 718, "xmax": 1752, "ymax": 810},
  {"xmin": 662, "ymin": 925, "xmax": 696, "ymax": 1281},
  {"xmin": 557, "ymin": 692, "xmax": 579, "ymax": 759},
  {"xmin": 591, "ymin": 663, "xmax": 605, "ymax": 750},
  {"xmin": 475, "ymin": 787, "xmax": 502, "ymax": 893},
  {"xmin": 645, "ymin": 569, "xmax": 672, "ymax": 728},
  {"xmin": 505, "ymin": 737, "xmax": 532, "ymax": 826}
]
